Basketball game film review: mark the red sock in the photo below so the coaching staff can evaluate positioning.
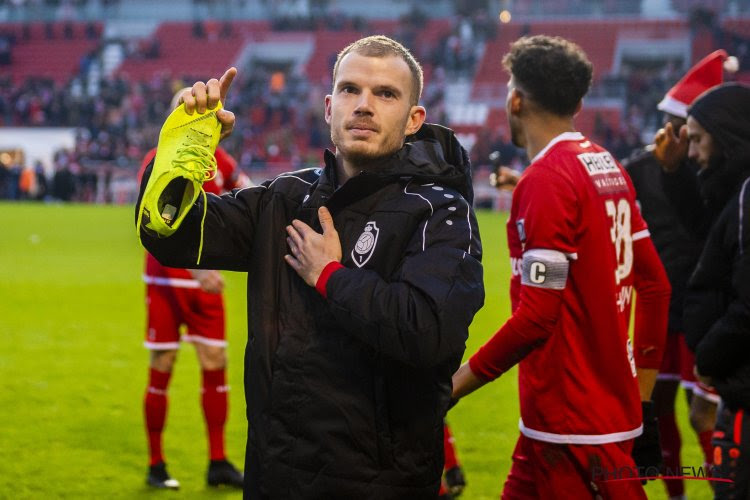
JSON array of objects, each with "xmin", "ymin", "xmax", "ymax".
[
  {"xmin": 699, "ymin": 429, "xmax": 714, "ymax": 466},
  {"xmin": 144, "ymin": 368, "xmax": 171, "ymax": 466},
  {"xmin": 658, "ymin": 412, "xmax": 684, "ymax": 497},
  {"xmin": 438, "ymin": 482, "xmax": 448, "ymax": 497},
  {"xmin": 444, "ymin": 423, "xmax": 459, "ymax": 470},
  {"xmin": 202, "ymin": 369, "xmax": 228, "ymax": 461}
]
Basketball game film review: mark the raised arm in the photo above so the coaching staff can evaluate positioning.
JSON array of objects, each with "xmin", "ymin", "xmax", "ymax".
[
  {"xmin": 137, "ymin": 162, "xmax": 272, "ymax": 271},
  {"xmin": 136, "ymin": 68, "xmax": 271, "ymax": 271}
]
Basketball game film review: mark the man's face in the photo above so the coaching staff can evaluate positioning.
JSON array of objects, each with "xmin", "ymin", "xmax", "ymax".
[
  {"xmin": 686, "ymin": 115, "xmax": 716, "ymax": 170},
  {"xmin": 506, "ymin": 77, "xmax": 524, "ymax": 148},
  {"xmin": 325, "ymin": 53, "xmax": 424, "ymax": 166}
]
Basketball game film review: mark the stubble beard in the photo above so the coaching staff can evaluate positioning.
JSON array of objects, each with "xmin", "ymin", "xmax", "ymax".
[
  {"xmin": 509, "ymin": 117, "xmax": 524, "ymax": 149},
  {"xmin": 331, "ymin": 127, "xmax": 403, "ymax": 171}
]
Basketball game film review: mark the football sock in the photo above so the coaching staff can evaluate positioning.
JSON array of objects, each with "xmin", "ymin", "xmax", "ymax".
[
  {"xmin": 145, "ymin": 368, "xmax": 172, "ymax": 466},
  {"xmin": 698, "ymin": 429, "xmax": 714, "ymax": 466},
  {"xmin": 658, "ymin": 411, "xmax": 684, "ymax": 497},
  {"xmin": 202, "ymin": 368, "xmax": 228, "ymax": 461},
  {"xmin": 444, "ymin": 423, "xmax": 459, "ymax": 470},
  {"xmin": 438, "ymin": 482, "xmax": 448, "ymax": 497}
]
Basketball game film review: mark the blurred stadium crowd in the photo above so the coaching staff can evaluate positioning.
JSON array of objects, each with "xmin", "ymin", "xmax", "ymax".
[{"xmin": 0, "ymin": 0, "xmax": 749, "ymax": 203}]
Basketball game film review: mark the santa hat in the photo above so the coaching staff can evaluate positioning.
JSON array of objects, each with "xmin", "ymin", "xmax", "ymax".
[{"xmin": 657, "ymin": 50, "xmax": 739, "ymax": 118}]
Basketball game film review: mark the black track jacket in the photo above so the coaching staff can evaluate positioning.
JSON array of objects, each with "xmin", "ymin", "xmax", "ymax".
[
  {"xmin": 684, "ymin": 176, "xmax": 750, "ymax": 410},
  {"xmin": 683, "ymin": 84, "xmax": 750, "ymax": 411},
  {"xmin": 137, "ymin": 124, "xmax": 485, "ymax": 498},
  {"xmin": 623, "ymin": 151, "xmax": 703, "ymax": 333}
]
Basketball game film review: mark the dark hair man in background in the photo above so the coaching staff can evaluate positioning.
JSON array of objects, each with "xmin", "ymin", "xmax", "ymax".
[
  {"xmin": 683, "ymin": 82, "xmax": 750, "ymax": 500},
  {"xmin": 622, "ymin": 50, "xmax": 737, "ymax": 498}
]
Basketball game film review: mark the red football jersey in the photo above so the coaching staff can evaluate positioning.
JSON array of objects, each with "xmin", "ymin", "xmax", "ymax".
[
  {"xmin": 139, "ymin": 146, "xmax": 243, "ymax": 285},
  {"xmin": 501, "ymin": 132, "xmax": 648, "ymax": 443}
]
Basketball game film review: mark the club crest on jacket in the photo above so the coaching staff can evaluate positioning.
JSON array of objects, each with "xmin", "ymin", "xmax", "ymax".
[{"xmin": 352, "ymin": 221, "xmax": 379, "ymax": 268}]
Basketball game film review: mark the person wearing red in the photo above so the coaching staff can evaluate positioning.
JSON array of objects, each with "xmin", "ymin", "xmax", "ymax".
[
  {"xmin": 451, "ymin": 35, "xmax": 671, "ymax": 499},
  {"xmin": 140, "ymin": 89, "xmax": 251, "ymax": 490}
]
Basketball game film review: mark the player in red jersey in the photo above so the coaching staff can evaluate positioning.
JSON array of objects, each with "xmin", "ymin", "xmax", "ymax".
[
  {"xmin": 140, "ymin": 89, "xmax": 251, "ymax": 490},
  {"xmin": 451, "ymin": 36, "xmax": 671, "ymax": 499}
]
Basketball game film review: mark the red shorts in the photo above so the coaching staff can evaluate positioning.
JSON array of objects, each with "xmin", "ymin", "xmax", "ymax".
[
  {"xmin": 658, "ymin": 332, "xmax": 719, "ymax": 403},
  {"xmin": 144, "ymin": 284, "xmax": 225, "ymax": 350},
  {"xmin": 502, "ymin": 434, "xmax": 646, "ymax": 500}
]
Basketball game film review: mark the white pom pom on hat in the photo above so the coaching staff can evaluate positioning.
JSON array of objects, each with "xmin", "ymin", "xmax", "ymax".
[{"xmin": 724, "ymin": 55, "xmax": 739, "ymax": 74}]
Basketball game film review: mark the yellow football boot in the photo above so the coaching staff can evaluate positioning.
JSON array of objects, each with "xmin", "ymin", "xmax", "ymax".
[{"xmin": 137, "ymin": 101, "xmax": 223, "ymax": 263}]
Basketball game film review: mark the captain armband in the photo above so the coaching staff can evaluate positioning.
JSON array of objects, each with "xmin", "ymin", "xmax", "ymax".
[{"xmin": 521, "ymin": 249, "xmax": 570, "ymax": 290}]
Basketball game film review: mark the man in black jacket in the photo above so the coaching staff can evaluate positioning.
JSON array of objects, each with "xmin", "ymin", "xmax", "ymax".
[
  {"xmin": 622, "ymin": 51, "xmax": 735, "ymax": 496},
  {"xmin": 136, "ymin": 35, "xmax": 485, "ymax": 499},
  {"xmin": 683, "ymin": 83, "xmax": 750, "ymax": 499}
]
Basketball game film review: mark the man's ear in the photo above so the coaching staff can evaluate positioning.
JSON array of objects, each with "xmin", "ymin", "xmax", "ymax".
[
  {"xmin": 324, "ymin": 95, "xmax": 332, "ymax": 125},
  {"xmin": 404, "ymin": 105, "xmax": 426, "ymax": 136},
  {"xmin": 509, "ymin": 88, "xmax": 523, "ymax": 115}
]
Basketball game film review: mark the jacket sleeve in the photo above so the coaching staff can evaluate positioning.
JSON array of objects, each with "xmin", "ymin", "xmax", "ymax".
[
  {"xmin": 684, "ymin": 210, "xmax": 731, "ymax": 354},
  {"xmin": 321, "ymin": 198, "xmax": 484, "ymax": 368},
  {"xmin": 686, "ymin": 202, "xmax": 750, "ymax": 378},
  {"xmin": 136, "ymin": 160, "xmax": 271, "ymax": 271}
]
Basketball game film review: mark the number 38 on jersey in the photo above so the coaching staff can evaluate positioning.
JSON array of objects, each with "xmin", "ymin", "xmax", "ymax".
[{"xmin": 605, "ymin": 198, "xmax": 632, "ymax": 285}]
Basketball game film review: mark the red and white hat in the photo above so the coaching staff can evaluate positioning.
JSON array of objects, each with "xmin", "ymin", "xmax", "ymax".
[{"xmin": 657, "ymin": 49, "xmax": 739, "ymax": 118}]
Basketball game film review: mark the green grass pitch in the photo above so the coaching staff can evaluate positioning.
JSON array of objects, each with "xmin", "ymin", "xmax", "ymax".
[{"xmin": 0, "ymin": 202, "xmax": 711, "ymax": 499}]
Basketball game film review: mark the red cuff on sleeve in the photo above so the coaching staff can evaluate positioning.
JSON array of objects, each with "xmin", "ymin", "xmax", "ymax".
[
  {"xmin": 468, "ymin": 352, "xmax": 497, "ymax": 382},
  {"xmin": 315, "ymin": 261, "xmax": 345, "ymax": 298}
]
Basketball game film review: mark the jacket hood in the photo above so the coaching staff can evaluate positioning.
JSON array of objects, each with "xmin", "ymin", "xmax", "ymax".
[
  {"xmin": 323, "ymin": 123, "xmax": 474, "ymax": 204},
  {"xmin": 690, "ymin": 83, "xmax": 750, "ymax": 211},
  {"xmin": 400, "ymin": 123, "xmax": 474, "ymax": 203},
  {"xmin": 690, "ymin": 83, "xmax": 750, "ymax": 158}
]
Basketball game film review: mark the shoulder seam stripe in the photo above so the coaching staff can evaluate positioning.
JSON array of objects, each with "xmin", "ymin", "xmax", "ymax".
[
  {"xmin": 268, "ymin": 174, "xmax": 314, "ymax": 188},
  {"xmin": 233, "ymin": 184, "xmax": 267, "ymax": 197},
  {"xmin": 404, "ymin": 181, "xmax": 433, "ymax": 251},
  {"xmin": 233, "ymin": 174, "xmax": 314, "ymax": 198}
]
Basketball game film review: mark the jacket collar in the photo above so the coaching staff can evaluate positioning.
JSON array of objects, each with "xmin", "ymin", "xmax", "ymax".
[{"xmin": 317, "ymin": 123, "xmax": 473, "ymax": 205}]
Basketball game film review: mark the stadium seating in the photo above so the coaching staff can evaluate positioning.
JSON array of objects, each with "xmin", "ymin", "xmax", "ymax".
[
  {"xmin": 117, "ymin": 21, "xmax": 270, "ymax": 81},
  {"xmin": 304, "ymin": 30, "xmax": 365, "ymax": 84},
  {"xmin": 2, "ymin": 22, "xmax": 102, "ymax": 84},
  {"xmin": 3, "ymin": 12, "xmax": 748, "ymax": 192},
  {"xmin": 303, "ymin": 19, "xmax": 450, "ymax": 86},
  {"xmin": 472, "ymin": 19, "xmax": 688, "ymax": 101}
]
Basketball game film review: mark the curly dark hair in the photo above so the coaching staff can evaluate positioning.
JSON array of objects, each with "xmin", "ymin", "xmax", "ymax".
[{"xmin": 503, "ymin": 35, "xmax": 593, "ymax": 116}]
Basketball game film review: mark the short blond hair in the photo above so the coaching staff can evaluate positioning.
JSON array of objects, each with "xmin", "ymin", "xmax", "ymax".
[{"xmin": 332, "ymin": 35, "xmax": 423, "ymax": 106}]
